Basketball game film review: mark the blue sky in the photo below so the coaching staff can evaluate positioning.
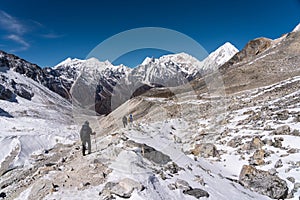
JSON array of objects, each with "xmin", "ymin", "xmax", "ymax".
[{"xmin": 0, "ymin": 0, "xmax": 300, "ymax": 68}]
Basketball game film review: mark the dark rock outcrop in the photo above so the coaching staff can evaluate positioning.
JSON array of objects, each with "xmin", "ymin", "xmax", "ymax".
[
  {"xmin": 0, "ymin": 84, "xmax": 16, "ymax": 102},
  {"xmin": 0, "ymin": 108, "xmax": 13, "ymax": 118}
]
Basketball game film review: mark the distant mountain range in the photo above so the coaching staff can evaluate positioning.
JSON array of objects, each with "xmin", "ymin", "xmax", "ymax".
[{"xmin": 0, "ymin": 42, "xmax": 238, "ymax": 114}]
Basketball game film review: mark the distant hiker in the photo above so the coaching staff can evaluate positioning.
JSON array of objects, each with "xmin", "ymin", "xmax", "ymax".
[
  {"xmin": 128, "ymin": 114, "xmax": 133, "ymax": 128},
  {"xmin": 122, "ymin": 115, "xmax": 128, "ymax": 128},
  {"xmin": 129, "ymin": 114, "xmax": 133, "ymax": 123},
  {"xmin": 80, "ymin": 121, "xmax": 95, "ymax": 156}
]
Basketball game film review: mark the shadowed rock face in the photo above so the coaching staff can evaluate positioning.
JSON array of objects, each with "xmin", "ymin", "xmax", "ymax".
[
  {"xmin": 0, "ymin": 108, "xmax": 13, "ymax": 118},
  {"xmin": 239, "ymin": 165, "xmax": 288, "ymax": 199}
]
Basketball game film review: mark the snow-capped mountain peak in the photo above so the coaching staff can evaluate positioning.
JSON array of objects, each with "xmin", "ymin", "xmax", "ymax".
[
  {"xmin": 54, "ymin": 57, "xmax": 84, "ymax": 68},
  {"xmin": 208, "ymin": 42, "xmax": 238, "ymax": 65},
  {"xmin": 141, "ymin": 57, "xmax": 155, "ymax": 65},
  {"xmin": 201, "ymin": 42, "xmax": 238, "ymax": 71}
]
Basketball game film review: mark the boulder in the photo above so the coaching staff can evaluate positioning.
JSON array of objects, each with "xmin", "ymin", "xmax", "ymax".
[
  {"xmin": 192, "ymin": 143, "xmax": 219, "ymax": 158},
  {"xmin": 175, "ymin": 179, "xmax": 191, "ymax": 192},
  {"xmin": 239, "ymin": 165, "xmax": 288, "ymax": 199},
  {"xmin": 183, "ymin": 188, "xmax": 209, "ymax": 199},
  {"xmin": 0, "ymin": 84, "xmax": 16, "ymax": 102},
  {"xmin": 142, "ymin": 145, "xmax": 171, "ymax": 165}
]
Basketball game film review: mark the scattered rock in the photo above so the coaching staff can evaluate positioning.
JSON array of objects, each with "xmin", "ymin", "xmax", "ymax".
[
  {"xmin": 239, "ymin": 165, "xmax": 288, "ymax": 199},
  {"xmin": 291, "ymin": 129, "xmax": 300, "ymax": 136},
  {"xmin": 250, "ymin": 137, "xmax": 264, "ymax": 149},
  {"xmin": 272, "ymin": 137, "xmax": 283, "ymax": 148},
  {"xmin": 264, "ymin": 125, "xmax": 274, "ymax": 131},
  {"xmin": 263, "ymin": 138, "xmax": 273, "ymax": 146},
  {"xmin": 100, "ymin": 178, "xmax": 143, "ymax": 198},
  {"xmin": 164, "ymin": 162, "xmax": 183, "ymax": 174},
  {"xmin": 287, "ymin": 177, "xmax": 295, "ymax": 183},
  {"xmin": 274, "ymin": 159, "xmax": 283, "ymax": 168},
  {"xmin": 272, "ymin": 125, "xmax": 291, "ymax": 135},
  {"xmin": 268, "ymin": 168, "xmax": 278, "ymax": 175},
  {"xmin": 192, "ymin": 143, "xmax": 219, "ymax": 158},
  {"xmin": 183, "ymin": 188, "xmax": 209, "ymax": 199},
  {"xmin": 227, "ymin": 136, "xmax": 243, "ymax": 148},
  {"xmin": 175, "ymin": 179, "xmax": 191, "ymax": 192},
  {"xmin": 193, "ymin": 175, "xmax": 205, "ymax": 186},
  {"xmin": 294, "ymin": 114, "xmax": 300, "ymax": 122},
  {"xmin": 0, "ymin": 192, "xmax": 6, "ymax": 198},
  {"xmin": 249, "ymin": 149, "xmax": 265, "ymax": 166},
  {"xmin": 287, "ymin": 148, "xmax": 299, "ymax": 154},
  {"xmin": 293, "ymin": 182, "xmax": 300, "ymax": 193},
  {"xmin": 276, "ymin": 110, "xmax": 289, "ymax": 120},
  {"xmin": 167, "ymin": 183, "xmax": 176, "ymax": 190}
]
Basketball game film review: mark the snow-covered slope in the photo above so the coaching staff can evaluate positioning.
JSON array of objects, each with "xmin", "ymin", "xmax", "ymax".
[{"xmin": 0, "ymin": 67, "xmax": 78, "ymax": 170}]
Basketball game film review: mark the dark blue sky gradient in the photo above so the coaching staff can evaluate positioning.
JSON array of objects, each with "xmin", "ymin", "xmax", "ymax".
[{"xmin": 0, "ymin": 0, "xmax": 299, "ymax": 67}]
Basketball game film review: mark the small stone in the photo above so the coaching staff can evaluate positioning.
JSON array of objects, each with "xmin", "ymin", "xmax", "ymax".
[
  {"xmin": 291, "ymin": 129, "xmax": 300, "ymax": 136},
  {"xmin": 250, "ymin": 137, "xmax": 264, "ymax": 150},
  {"xmin": 264, "ymin": 125, "xmax": 273, "ymax": 131},
  {"xmin": 268, "ymin": 168, "xmax": 277, "ymax": 175},
  {"xmin": 249, "ymin": 149, "xmax": 265, "ymax": 166},
  {"xmin": 285, "ymin": 168, "xmax": 291, "ymax": 173},
  {"xmin": 275, "ymin": 159, "xmax": 283, "ymax": 168},
  {"xmin": 280, "ymin": 154, "xmax": 289, "ymax": 157},
  {"xmin": 287, "ymin": 177, "xmax": 295, "ymax": 183},
  {"xmin": 168, "ymin": 183, "xmax": 176, "ymax": 190},
  {"xmin": 287, "ymin": 148, "xmax": 299, "ymax": 154}
]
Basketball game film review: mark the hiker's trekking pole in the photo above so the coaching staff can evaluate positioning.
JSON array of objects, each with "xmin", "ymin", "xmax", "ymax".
[{"xmin": 95, "ymin": 133, "xmax": 98, "ymax": 151}]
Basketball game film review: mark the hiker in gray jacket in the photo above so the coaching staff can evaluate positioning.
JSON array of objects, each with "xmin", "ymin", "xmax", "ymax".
[
  {"xmin": 122, "ymin": 115, "xmax": 128, "ymax": 128},
  {"xmin": 80, "ymin": 121, "xmax": 95, "ymax": 156}
]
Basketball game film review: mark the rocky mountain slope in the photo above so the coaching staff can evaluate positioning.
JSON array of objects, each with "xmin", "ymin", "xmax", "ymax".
[{"xmin": 0, "ymin": 24, "xmax": 299, "ymax": 200}]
